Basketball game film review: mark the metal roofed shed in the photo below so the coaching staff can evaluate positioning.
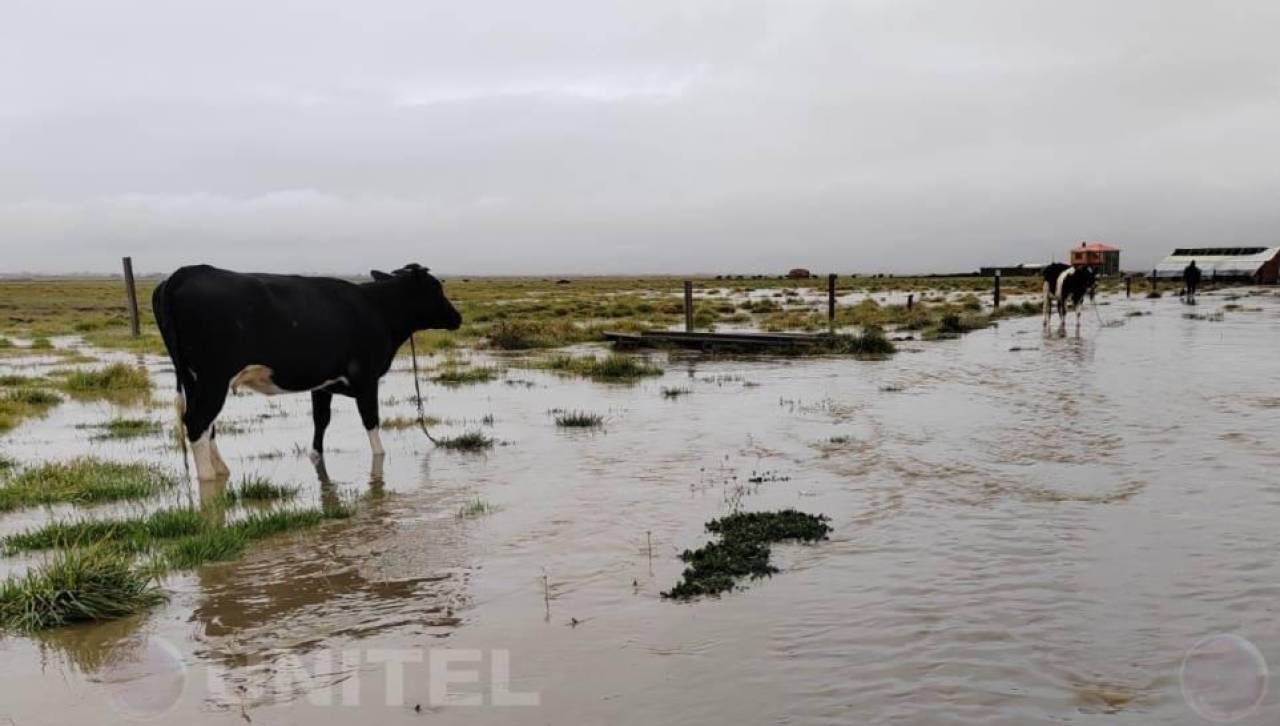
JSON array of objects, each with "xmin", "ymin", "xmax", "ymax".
[
  {"xmin": 1070, "ymin": 242, "xmax": 1121, "ymax": 275},
  {"xmin": 1154, "ymin": 247, "xmax": 1280, "ymax": 284}
]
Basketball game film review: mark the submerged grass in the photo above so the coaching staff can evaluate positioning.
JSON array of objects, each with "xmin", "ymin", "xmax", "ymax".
[
  {"xmin": 456, "ymin": 497, "xmax": 495, "ymax": 518},
  {"xmin": 436, "ymin": 430, "xmax": 495, "ymax": 451},
  {"xmin": 432, "ymin": 365, "xmax": 501, "ymax": 386},
  {"xmin": 220, "ymin": 475, "xmax": 299, "ymax": 504},
  {"xmin": 663, "ymin": 510, "xmax": 831, "ymax": 600},
  {"xmin": 77, "ymin": 417, "xmax": 162, "ymax": 440},
  {"xmin": 0, "ymin": 547, "xmax": 168, "ymax": 632},
  {"xmin": 0, "ymin": 458, "xmax": 176, "ymax": 512},
  {"xmin": 60, "ymin": 362, "xmax": 151, "ymax": 395},
  {"xmin": 533, "ymin": 353, "xmax": 663, "ymax": 382},
  {"xmin": 553, "ymin": 410, "xmax": 604, "ymax": 428},
  {"xmin": 0, "ymin": 386, "xmax": 64, "ymax": 434}
]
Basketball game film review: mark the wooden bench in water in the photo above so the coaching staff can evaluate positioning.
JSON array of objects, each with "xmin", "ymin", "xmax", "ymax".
[{"xmin": 603, "ymin": 329, "xmax": 838, "ymax": 352}]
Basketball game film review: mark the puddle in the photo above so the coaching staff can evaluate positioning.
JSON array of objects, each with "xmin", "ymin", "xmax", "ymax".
[{"xmin": 1, "ymin": 289, "xmax": 1279, "ymax": 723}]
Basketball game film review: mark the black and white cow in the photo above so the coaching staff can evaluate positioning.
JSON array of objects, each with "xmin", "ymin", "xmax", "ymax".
[
  {"xmin": 152, "ymin": 264, "xmax": 462, "ymax": 481},
  {"xmin": 1041, "ymin": 262, "xmax": 1097, "ymax": 333}
]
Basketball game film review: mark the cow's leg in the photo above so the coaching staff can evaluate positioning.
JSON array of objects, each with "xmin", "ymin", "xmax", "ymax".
[
  {"xmin": 310, "ymin": 390, "xmax": 334, "ymax": 464},
  {"xmin": 356, "ymin": 388, "xmax": 385, "ymax": 480},
  {"xmin": 1042, "ymin": 282, "xmax": 1051, "ymax": 328},
  {"xmin": 355, "ymin": 389, "xmax": 383, "ymax": 454},
  {"xmin": 209, "ymin": 425, "xmax": 231, "ymax": 477},
  {"xmin": 185, "ymin": 381, "xmax": 230, "ymax": 481}
]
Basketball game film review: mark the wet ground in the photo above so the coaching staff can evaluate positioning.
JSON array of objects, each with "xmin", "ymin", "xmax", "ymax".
[{"xmin": 1, "ymin": 289, "xmax": 1278, "ymax": 724}]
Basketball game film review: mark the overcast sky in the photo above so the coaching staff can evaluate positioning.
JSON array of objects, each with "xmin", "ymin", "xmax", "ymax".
[{"xmin": 3, "ymin": 0, "xmax": 1279, "ymax": 275}]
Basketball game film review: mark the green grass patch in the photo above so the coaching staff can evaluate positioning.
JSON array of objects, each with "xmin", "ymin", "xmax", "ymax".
[
  {"xmin": 533, "ymin": 353, "xmax": 663, "ymax": 382},
  {"xmin": 220, "ymin": 476, "xmax": 299, "ymax": 504},
  {"xmin": 3, "ymin": 507, "xmax": 207, "ymax": 554},
  {"xmin": 661, "ymin": 386, "xmax": 692, "ymax": 398},
  {"xmin": 821, "ymin": 328, "xmax": 897, "ymax": 358},
  {"xmin": 0, "ymin": 457, "xmax": 176, "ymax": 512},
  {"xmin": 456, "ymin": 497, "xmax": 495, "ymax": 518},
  {"xmin": 436, "ymin": 430, "xmax": 495, "ymax": 451},
  {"xmin": 663, "ymin": 510, "xmax": 831, "ymax": 600},
  {"xmin": 0, "ymin": 547, "xmax": 168, "ymax": 632},
  {"xmin": 381, "ymin": 414, "xmax": 440, "ymax": 430},
  {"xmin": 553, "ymin": 410, "xmax": 604, "ymax": 428},
  {"xmin": 60, "ymin": 363, "xmax": 151, "ymax": 396},
  {"xmin": 432, "ymin": 365, "xmax": 501, "ymax": 386},
  {"xmin": 77, "ymin": 417, "xmax": 162, "ymax": 440},
  {"xmin": 0, "ymin": 386, "xmax": 64, "ymax": 434}
]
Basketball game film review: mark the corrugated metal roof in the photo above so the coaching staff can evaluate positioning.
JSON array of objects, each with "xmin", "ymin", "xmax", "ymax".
[{"xmin": 1154, "ymin": 247, "xmax": 1280, "ymax": 277}]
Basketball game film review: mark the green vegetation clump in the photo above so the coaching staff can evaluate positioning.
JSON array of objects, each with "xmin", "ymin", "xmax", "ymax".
[
  {"xmin": 432, "ymin": 364, "xmax": 501, "ymax": 386},
  {"xmin": 661, "ymin": 386, "xmax": 692, "ymax": 398},
  {"xmin": 533, "ymin": 353, "xmax": 663, "ymax": 382},
  {"xmin": 78, "ymin": 417, "xmax": 161, "ymax": 440},
  {"xmin": 821, "ymin": 328, "xmax": 896, "ymax": 358},
  {"xmin": 4, "ymin": 507, "xmax": 207, "ymax": 554},
  {"xmin": 456, "ymin": 497, "xmax": 494, "ymax": 518},
  {"xmin": 0, "ymin": 547, "xmax": 168, "ymax": 632},
  {"xmin": 554, "ymin": 410, "xmax": 604, "ymax": 428},
  {"xmin": 0, "ymin": 386, "xmax": 64, "ymax": 433},
  {"xmin": 380, "ymin": 415, "xmax": 440, "ymax": 430},
  {"xmin": 437, "ymin": 430, "xmax": 495, "ymax": 451},
  {"xmin": 61, "ymin": 363, "xmax": 151, "ymax": 396},
  {"xmin": 486, "ymin": 318, "xmax": 597, "ymax": 349},
  {"xmin": 663, "ymin": 510, "xmax": 831, "ymax": 600},
  {"xmin": 220, "ymin": 475, "xmax": 299, "ymax": 504},
  {"xmin": 0, "ymin": 458, "xmax": 176, "ymax": 512}
]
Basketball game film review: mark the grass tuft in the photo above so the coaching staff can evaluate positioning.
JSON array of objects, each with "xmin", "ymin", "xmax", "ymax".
[
  {"xmin": 0, "ymin": 547, "xmax": 168, "ymax": 632},
  {"xmin": 456, "ymin": 497, "xmax": 495, "ymax": 518},
  {"xmin": 534, "ymin": 353, "xmax": 663, "ymax": 382},
  {"xmin": 0, "ymin": 458, "xmax": 176, "ymax": 512},
  {"xmin": 437, "ymin": 430, "xmax": 495, "ymax": 451},
  {"xmin": 77, "ymin": 417, "xmax": 161, "ymax": 440},
  {"xmin": 220, "ymin": 475, "xmax": 299, "ymax": 504},
  {"xmin": 61, "ymin": 363, "xmax": 151, "ymax": 394},
  {"xmin": 553, "ymin": 410, "xmax": 604, "ymax": 428},
  {"xmin": 432, "ymin": 365, "xmax": 501, "ymax": 386}
]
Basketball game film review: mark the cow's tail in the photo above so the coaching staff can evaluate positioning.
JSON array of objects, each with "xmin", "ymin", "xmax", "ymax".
[{"xmin": 152, "ymin": 273, "xmax": 192, "ymax": 460}]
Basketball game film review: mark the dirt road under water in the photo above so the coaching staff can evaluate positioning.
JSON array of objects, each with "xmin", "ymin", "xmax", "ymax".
[{"xmin": 1, "ymin": 289, "xmax": 1278, "ymax": 724}]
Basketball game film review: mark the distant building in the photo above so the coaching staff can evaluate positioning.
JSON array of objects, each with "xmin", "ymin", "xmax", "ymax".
[
  {"xmin": 1070, "ymin": 242, "xmax": 1121, "ymax": 275},
  {"xmin": 979, "ymin": 263, "xmax": 1044, "ymax": 277},
  {"xmin": 787, "ymin": 268, "xmax": 813, "ymax": 279},
  {"xmin": 1154, "ymin": 247, "xmax": 1280, "ymax": 284}
]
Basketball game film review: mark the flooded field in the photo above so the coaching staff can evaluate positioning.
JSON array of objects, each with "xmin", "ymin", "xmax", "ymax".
[{"xmin": 1, "ymin": 287, "xmax": 1278, "ymax": 724}]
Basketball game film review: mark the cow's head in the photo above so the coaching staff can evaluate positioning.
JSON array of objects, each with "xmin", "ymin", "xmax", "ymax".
[
  {"xmin": 371, "ymin": 264, "xmax": 463, "ymax": 331},
  {"xmin": 1075, "ymin": 266, "xmax": 1098, "ymax": 303}
]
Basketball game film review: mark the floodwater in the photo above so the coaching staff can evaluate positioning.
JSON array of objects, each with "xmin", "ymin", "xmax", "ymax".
[{"xmin": 1, "ymin": 289, "xmax": 1279, "ymax": 725}]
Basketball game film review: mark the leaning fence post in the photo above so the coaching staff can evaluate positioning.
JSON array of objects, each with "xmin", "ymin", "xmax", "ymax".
[
  {"xmin": 683, "ymin": 280, "xmax": 694, "ymax": 332},
  {"xmin": 122, "ymin": 256, "xmax": 140, "ymax": 338},
  {"xmin": 827, "ymin": 273, "xmax": 837, "ymax": 333},
  {"xmin": 993, "ymin": 269, "xmax": 1001, "ymax": 308}
]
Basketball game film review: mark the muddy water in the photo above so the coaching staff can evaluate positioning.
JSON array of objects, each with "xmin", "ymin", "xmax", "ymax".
[{"xmin": 2, "ymin": 290, "xmax": 1279, "ymax": 724}]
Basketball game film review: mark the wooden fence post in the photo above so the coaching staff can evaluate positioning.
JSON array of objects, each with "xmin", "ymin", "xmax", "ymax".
[
  {"xmin": 122, "ymin": 256, "xmax": 140, "ymax": 338},
  {"xmin": 1151, "ymin": 268, "xmax": 1158, "ymax": 294},
  {"xmin": 827, "ymin": 274, "xmax": 837, "ymax": 333},
  {"xmin": 1125, "ymin": 275, "xmax": 1131, "ymax": 298},
  {"xmin": 993, "ymin": 269, "xmax": 1001, "ymax": 308},
  {"xmin": 907, "ymin": 293, "xmax": 914, "ymax": 310},
  {"xmin": 683, "ymin": 280, "xmax": 694, "ymax": 332}
]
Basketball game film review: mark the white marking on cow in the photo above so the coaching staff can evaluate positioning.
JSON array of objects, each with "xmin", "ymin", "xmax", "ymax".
[
  {"xmin": 368, "ymin": 427, "xmax": 385, "ymax": 457},
  {"xmin": 209, "ymin": 437, "xmax": 230, "ymax": 477},
  {"xmin": 229, "ymin": 365, "xmax": 348, "ymax": 396},
  {"xmin": 192, "ymin": 430, "xmax": 216, "ymax": 481},
  {"xmin": 1055, "ymin": 267, "xmax": 1075, "ymax": 300}
]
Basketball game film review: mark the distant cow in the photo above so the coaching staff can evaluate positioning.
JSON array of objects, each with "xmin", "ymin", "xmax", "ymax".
[
  {"xmin": 1042, "ymin": 263, "xmax": 1097, "ymax": 333},
  {"xmin": 153, "ymin": 264, "xmax": 462, "ymax": 481}
]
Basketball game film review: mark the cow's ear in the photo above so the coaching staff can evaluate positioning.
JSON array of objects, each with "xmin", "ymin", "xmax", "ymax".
[{"xmin": 370, "ymin": 269, "xmax": 393, "ymax": 281}]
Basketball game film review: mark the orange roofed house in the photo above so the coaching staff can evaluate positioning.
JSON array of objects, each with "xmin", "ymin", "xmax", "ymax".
[{"xmin": 1070, "ymin": 242, "xmax": 1120, "ymax": 276}]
